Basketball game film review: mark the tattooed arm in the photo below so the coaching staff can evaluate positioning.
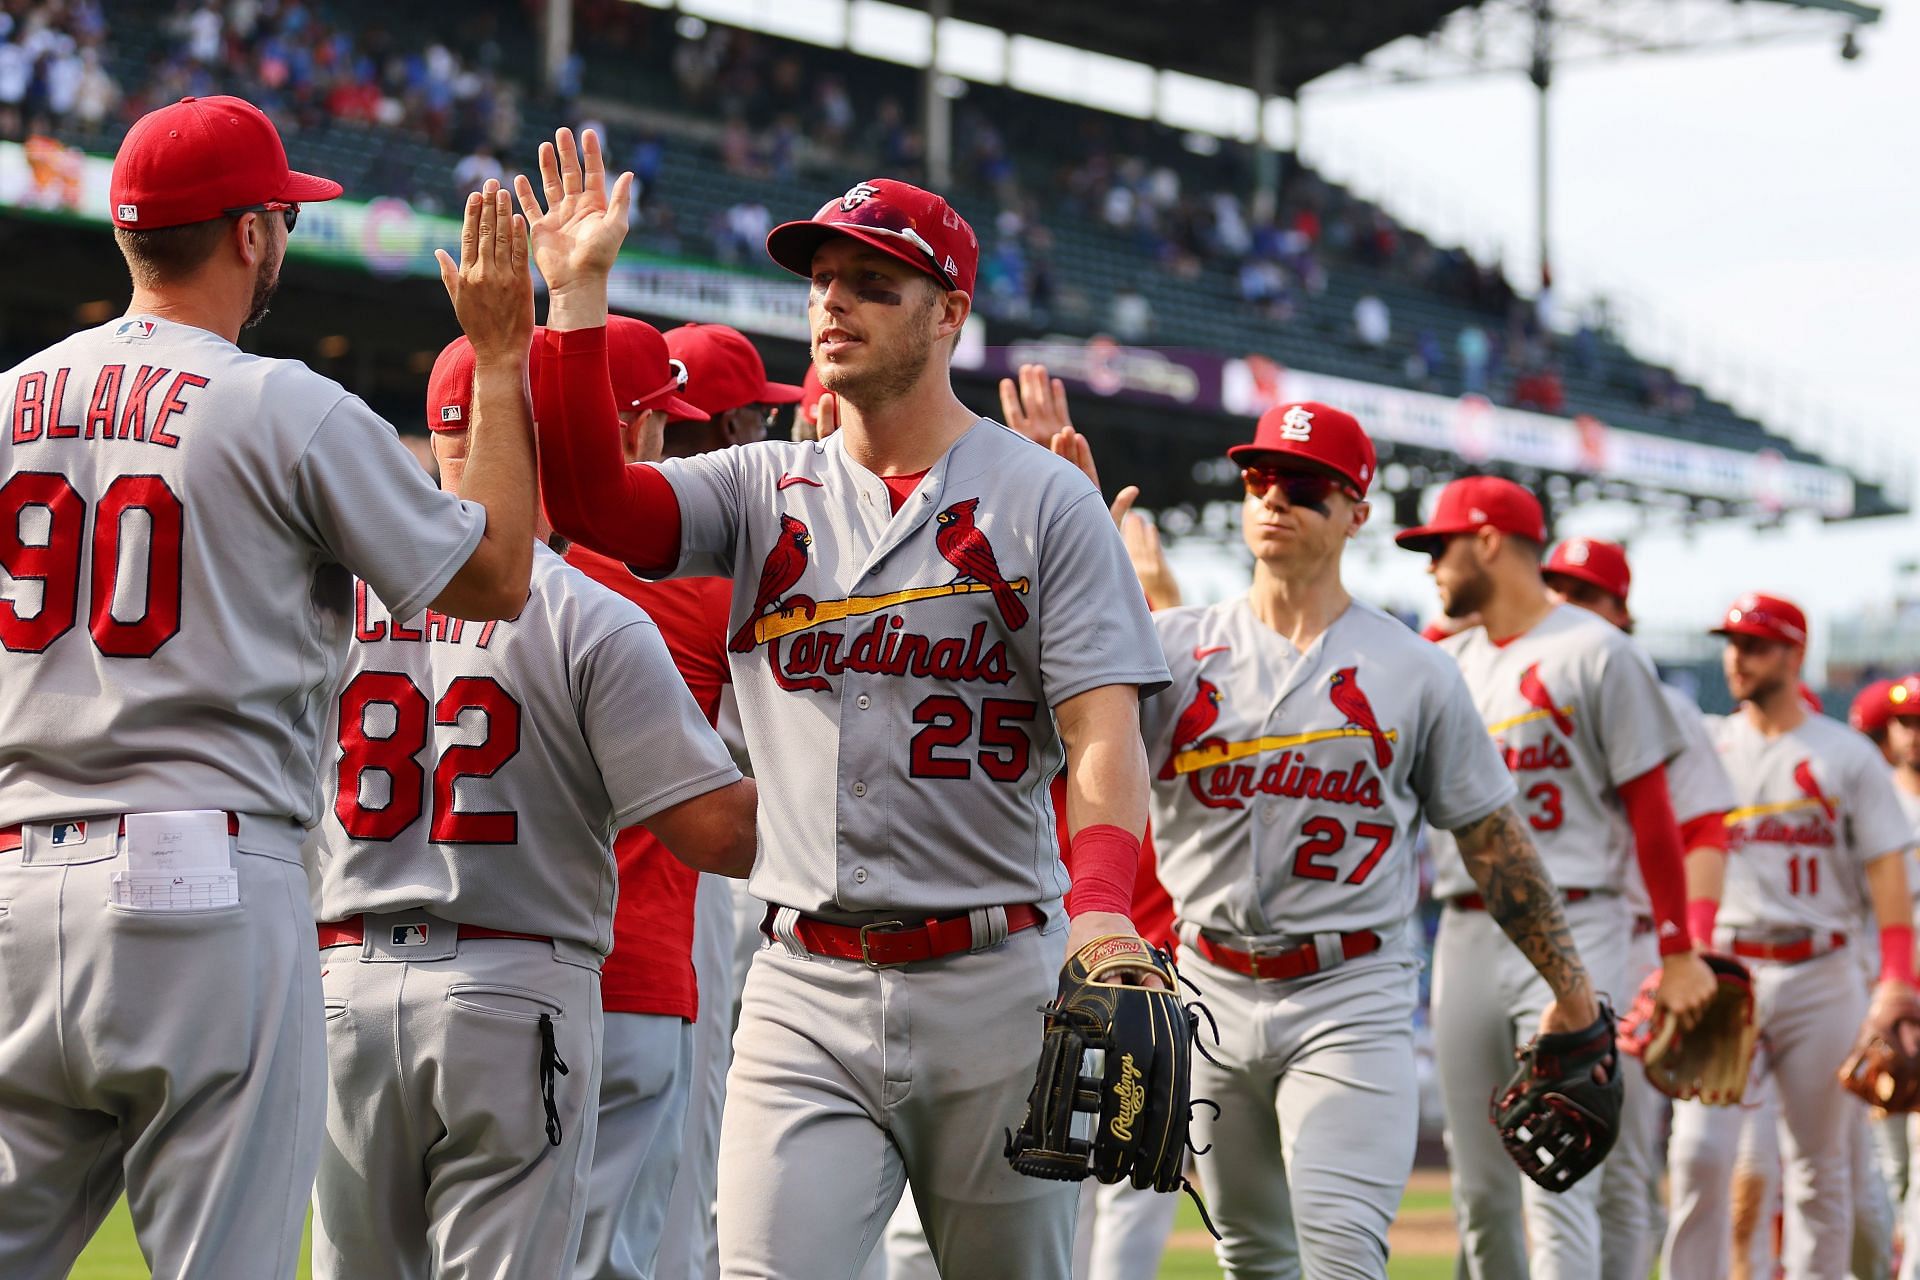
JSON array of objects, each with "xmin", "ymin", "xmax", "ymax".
[{"xmin": 1452, "ymin": 805, "xmax": 1601, "ymax": 1032}]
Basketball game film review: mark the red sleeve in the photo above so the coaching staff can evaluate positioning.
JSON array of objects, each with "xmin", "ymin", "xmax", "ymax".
[
  {"xmin": 535, "ymin": 326, "xmax": 682, "ymax": 573},
  {"xmin": 1679, "ymin": 811, "xmax": 1729, "ymax": 855},
  {"xmin": 1620, "ymin": 764, "xmax": 1691, "ymax": 956}
]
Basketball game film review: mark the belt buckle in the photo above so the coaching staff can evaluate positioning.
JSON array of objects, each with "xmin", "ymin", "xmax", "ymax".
[
  {"xmin": 1246, "ymin": 939, "xmax": 1292, "ymax": 981},
  {"xmin": 858, "ymin": 920, "xmax": 909, "ymax": 969}
]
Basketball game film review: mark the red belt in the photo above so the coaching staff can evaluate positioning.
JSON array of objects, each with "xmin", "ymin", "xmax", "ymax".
[
  {"xmin": 318, "ymin": 917, "xmax": 553, "ymax": 949},
  {"xmin": 1450, "ymin": 888, "xmax": 1592, "ymax": 911},
  {"xmin": 1728, "ymin": 932, "xmax": 1847, "ymax": 964},
  {"xmin": 0, "ymin": 812, "xmax": 240, "ymax": 854},
  {"xmin": 1194, "ymin": 929, "xmax": 1381, "ymax": 981},
  {"xmin": 767, "ymin": 904, "xmax": 1043, "ymax": 968}
]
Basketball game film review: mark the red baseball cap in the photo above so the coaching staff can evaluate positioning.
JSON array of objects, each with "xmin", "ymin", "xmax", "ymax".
[
  {"xmin": 797, "ymin": 364, "xmax": 827, "ymax": 426},
  {"xmin": 1712, "ymin": 593, "xmax": 1808, "ymax": 648},
  {"xmin": 663, "ymin": 323, "xmax": 803, "ymax": 419},
  {"xmin": 1544, "ymin": 537, "xmax": 1632, "ymax": 602},
  {"xmin": 110, "ymin": 96, "xmax": 342, "ymax": 230},
  {"xmin": 1799, "ymin": 683, "xmax": 1825, "ymax": 714},
  {"xmin": 1225, "ymin": 402, "xmax": 1376, "ymax": 497},
  {"xmin": 425, "ymin": 329, "xmax": 549, "ymax": 434},
  {"xmin": 766, "ymin": 179, "xmax": 978, "ymax": 299},
  {"xmin": 609, "ymin": 316, "xmax": 708, "ymax": 422},
  {"xmin": 1395, "ymin": 476, "xmax": 1547, "ymax": 554},
  {"xmin": 1889, "ymin": 675, "xmax": 1920, "ymax": 720},
  {"xmin": 1852, "ymin": 678, "xmax": 1897, "ymax": 735}
]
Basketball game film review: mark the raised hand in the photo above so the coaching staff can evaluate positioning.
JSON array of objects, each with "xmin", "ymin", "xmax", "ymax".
[
  {"xmin": 513, "ymin": 127, "xmax": 634, "ymax": 307},
  {"xmin": 1122, "ymin": 509, "xmax": 1181, "ymax": 609},
  {"xmin": 999, "ymin": 362, "xmax": 1072, "ymax": 445},
  {"xmin": 435, "ymin": 180, "xmax": 533, "ymax": 364}
]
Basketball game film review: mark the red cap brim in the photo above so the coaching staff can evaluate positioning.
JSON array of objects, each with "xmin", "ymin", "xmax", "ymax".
[
  {"xmin": 645, "ymin": 393, "xmax": 710, "ymax": 422},
  {"xmin": 1710, "ymin": 619, "xmax": 1801, "ymax": 646},
  {"xmin": 279, "ymin": 170, "xmax": 344, "ymax": 203},
  {"xmin": 1394, "ymin": 521, "xmax": 1474, "ymax": 552},
  {"xmin": 1543, "ymin": 563, "xmax": 1626, "ymax": 603},
  {"xmin": 766, "ymin": 221, "xmax": 952, "ymax": 291},
  {"xmin": 761, "ymin": 380, "xmax": 805, "ymax": 405}
]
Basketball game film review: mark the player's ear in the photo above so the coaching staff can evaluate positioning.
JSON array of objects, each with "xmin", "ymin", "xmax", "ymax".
[
  {"xmin": 1347, "ymin": 499, "xmax": 1371, "ymax": 539},
  {"xmin": 935, "ymin": 284, "xmax": 971, "ymax": 345}
]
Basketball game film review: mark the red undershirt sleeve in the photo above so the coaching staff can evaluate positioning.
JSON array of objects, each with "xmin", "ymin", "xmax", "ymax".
[
  {"xmin": 1064, "ymin": 824, "xmax": 1140, "ymax": 919},
  {"xmin": 1619, "ymin": 764, "xmax": 1692, "ymax": 956},
  {"xmin": 535, "ymin": 326, "xmax": 682, "ymax": 573}
]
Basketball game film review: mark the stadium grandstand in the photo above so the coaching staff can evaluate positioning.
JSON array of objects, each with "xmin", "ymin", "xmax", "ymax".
[{"xmin": 0, "ymin": 0, "xmax": 1896, "ymax": 534}]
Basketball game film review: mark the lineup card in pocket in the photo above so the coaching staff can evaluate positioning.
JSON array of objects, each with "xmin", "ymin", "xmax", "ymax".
[{"xmin": 110, "ymin": 810, "xmax": 240, "ymax": 911}]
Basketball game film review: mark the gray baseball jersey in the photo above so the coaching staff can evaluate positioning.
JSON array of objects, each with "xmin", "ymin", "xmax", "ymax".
[
  {"xmin": 1140, "ymin": 597, "xmax": 1515, "ymax": 937},
  {"xmin": 310, "ymin": 542, "xmax": 741, "ymax": 955},
  {"xmin": 1622, "ymin": 682, "xmax": 1739, "ymax": 916},
  {"xmin": 652, "ymin": 420, "xmax": 1168, "ymax": 916},
  {"xmin": 1711, "ymin": 711, "xmax": 1912, "ymax": 935},
  {"xmin": 1429, "ymin": 603, "xmax": 1686, "ymax": 899},
  {"xmin": 0, "ymin": 314, "xmax": 485, "ymax": 827}
]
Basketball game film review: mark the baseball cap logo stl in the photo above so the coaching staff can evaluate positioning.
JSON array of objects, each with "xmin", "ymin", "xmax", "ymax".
[
  {"xmin": 840, "ymin": 182, "xmax": 880, "ymax": 211},
  {"xmin": 1279, "ymin": 405, "xmax": 1314, "ymax": 442}
]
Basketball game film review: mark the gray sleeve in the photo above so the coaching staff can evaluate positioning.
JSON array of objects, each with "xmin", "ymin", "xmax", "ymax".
[
  {"xmin": 1849, "ymin": 742, "xmax": 1917, "ymax": 865},
  {"xmin": 654, "ymin": 449, "xmax": 744, "ymax": 579},
  {"xmin": 1036, "ymin": 492, "xmax": 1171, "ymax": 707},
  {"xmin": 1592, "ymin": 642, "xmax": 1685, "ymax": 789},
  {"xmin": 1137, "ymin": 612, "xmax": 1193, "ymax": 751},
  {"xmin": 578, "ymin": 619, "xmax": 744, "ymax": 827},
  {"xmin": 1662, "ymin": 693, "xmax": 1737, "ymax": 825},
  {"xmin": 1417, "ymin": 658, "xmax": 1519, "ymax": 831},
  {"xmin": 292, "ymin": 396, "xmax": 486, "ymax": 619}
]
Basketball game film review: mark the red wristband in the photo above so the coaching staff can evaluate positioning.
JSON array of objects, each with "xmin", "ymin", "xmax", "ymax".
[
  {"xmin": 1065, "ymin": 824, "xmax": 1140, "ymax": 919},
  {"xmin": 1686, "ymin": 899, "xmax": 1718, "ymax": 951},
  {"xmin": 1880, "ymin": 923, "xmax": 1916, "ymax": 988}
]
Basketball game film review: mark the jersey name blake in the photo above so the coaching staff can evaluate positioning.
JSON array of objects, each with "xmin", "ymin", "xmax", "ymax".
[{"xmin": 11, "ymin": 365, "xmax": 209, "ymax": 448}]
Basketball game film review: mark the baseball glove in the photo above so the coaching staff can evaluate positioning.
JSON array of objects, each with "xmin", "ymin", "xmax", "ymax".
[
  {"xmin": 1839, "ymin": 992, "xmax": 1920, "ymax": 1112},
  {"xmin": 1617, "ymin": 955, "xmax": 1757, "ymax": 1105},
  {"xmin": 1490, "ymin": 1003, "xmax": 1623, "ymax": 1193},
  {"xmin": 1004, "ymin": 934, "xmax": 1215, "ymax": 1226}
]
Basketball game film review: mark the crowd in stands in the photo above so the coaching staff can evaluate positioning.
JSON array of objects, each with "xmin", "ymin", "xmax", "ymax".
[{"xmin": 11, "ymin": 0, "xmax": 1711, "ymax": 428}]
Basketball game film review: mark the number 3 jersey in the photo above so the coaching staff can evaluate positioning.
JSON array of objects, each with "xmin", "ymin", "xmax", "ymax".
[
  {"xmin": 1427, "ymin": 603, "xmax": 1685, "ymax": 900},
  {"xmin": 0, "ymin": 316, "xmax": 486, "ymax": 827},
  {"xmin": 653, "ymin": 420, "xmax": 1169, "ymax": 917},
  {"xmin": 1141, "ymin": 597, "xmax": 1515, "ymax": 938},
  {"xmin": 309, "ymin": 543, "xmax": 742, "ymax": 956},
  {"xmin": 1710, "ymin": 710, "xmax": 1912, "ymax": 937}
]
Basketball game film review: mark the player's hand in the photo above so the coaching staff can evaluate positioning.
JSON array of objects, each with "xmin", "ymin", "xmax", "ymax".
[
  {"xmin": 1538, "ymin": 980, "xmax": 1600, "ymax": 1035},
  {"xmin": 514, "ymin": 127, "xmax": 633, "ymax": 302},
  {"xmin": 1655, "ymin": 949, "xmax": 1717, "ymax": 1033},
  {"xmin": 999, "ymin": 362, "xmax": 1071, "ymax": 446},
  {"xmin": 1869, "ymin": 978, "xmax": 1916, "ymax": 1028},
  {"xmin": 435, "ymin": 181, "xmax": 533, "ymax": 365},
  {"xmin": 1121, "ymin": 509, "xmax": 1180, "ymax": 609},
  {"xmin": 1065, "ymin": 912, "xmax": 1169, "ymax": 990},
  {"xmin": 815, "ymin": 390, "xmax": 840, "ymax": 440}
]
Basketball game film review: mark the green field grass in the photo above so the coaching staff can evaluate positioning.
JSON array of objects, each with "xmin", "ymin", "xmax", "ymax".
[{"xmin": 73, "ymin": 1189, "xmax": 1457, "ymax": 1279}]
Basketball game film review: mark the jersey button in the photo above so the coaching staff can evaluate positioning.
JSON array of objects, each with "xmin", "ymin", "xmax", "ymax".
[
  {"xmin": 853, "ymin": 868, "xmax": 868, "ymax": 884},
  {"xmin": 852, "ymin": 781, "xmax": 867, "ymax": 797},
  {"xmin": 856, "ymin": 694, "xmax": 871, "ymax": 709}
]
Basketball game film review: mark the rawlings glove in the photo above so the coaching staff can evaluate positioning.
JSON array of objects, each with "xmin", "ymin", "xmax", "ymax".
[
  {"xmin": 1618, "ymin": 955, "xmax": 1756, "ymax": 1105},
  {"xmin": 1490, "ymin": 1003, "xmax": 1623, "ymax": 1192},
  {"xmin": 1004, "ymin": 934, "xmax": 1216, "ymax": 1230},
  {"xmin": 1840, "ymin": 991, "xmax": 1920, "ymax": 1112}
]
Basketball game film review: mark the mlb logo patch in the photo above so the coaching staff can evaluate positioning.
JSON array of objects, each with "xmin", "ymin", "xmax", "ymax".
[
  {"xmin": 50, "ymin": 821, "xmax": 87, "ymax": 848},
  {"xmin": 391, "ymin": 924, "xmax": 430, "ymax": 947},
  {"xmin": 117, "ymin": 203, "xmax": 138, "ymax": 222},
  {"xmin": 440, "ymin": 405, "xmax": 462, "ymax": 423},
  {"xmin": 114, "ymin": 319, "xmax": 155, "ymax": 341}
]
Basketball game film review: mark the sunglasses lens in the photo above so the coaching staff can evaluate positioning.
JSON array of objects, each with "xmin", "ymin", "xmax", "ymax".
[
  {"xmin": 1242, "ymin": 467, "xmax": 1339, "ymax": 507},
  {"xmin": 285, "ymin": 205, "xmax": 299, "ymax": 232}
]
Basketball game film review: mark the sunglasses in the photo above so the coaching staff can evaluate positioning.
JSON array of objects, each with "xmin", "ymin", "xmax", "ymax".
[
  {"xmin": 1241, "ymin": 465, "xmax": 1348, "ymax": 508},
  {"xmin": 225, "ymin": 201, "xmax": 300, "ymax": 233}
]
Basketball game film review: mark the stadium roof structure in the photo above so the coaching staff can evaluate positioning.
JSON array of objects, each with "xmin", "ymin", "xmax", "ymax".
[{"xmin": 885, "ymin": 0, "xmax": 1880, "ymax": 97}]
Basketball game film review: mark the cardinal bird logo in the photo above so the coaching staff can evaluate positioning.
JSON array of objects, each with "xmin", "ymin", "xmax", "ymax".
[
  {"xmin": 730, "ymin": 514, "xmax": 818, "ymax": 652},
  {"xmin": 1519, "ymin": 663, "xmax": 1576, "ymax": 738},
  {"xmin": 1792, "ymin": 759, "xmax": 1836, "ymax": 822},
  {"xmin": 1328, "ymin": 667, "xmax": 1393, "ymax": 769},
  {"xmin": 1160, "ymin": 678, "xmax": 1225, "ymax": 780},
  {"xmin": 934, "ymin": 498, "xmax": 1029, "ymax": 632}
]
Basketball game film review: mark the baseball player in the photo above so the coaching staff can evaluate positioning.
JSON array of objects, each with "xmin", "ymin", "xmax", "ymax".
[
  {"xmin": 519, "ymin": 127, "xmax": 1170, "ymax": 1278},
  {"xmin": 308, "ymin": 332, "xmax": 758, "ymax": 1280},
  {"xmin": 1126, "ymin": 407, "xmax": 1606, "ymax": 1278},
  {"xmin": 1663, "ymin": 594, "xmax": 1916, "ymax": 1280},
  {"xmin": 1886, "ymin": 677, "xmax": 1920, "ymax": 834},
  {"xmin": 1396, "ymin": 476, "xmax": 1717, "ymax": 1280},
  {"xmin": 1543, "ymin": 536, "xmax": 1736, "ymax": 1280},
  {"xmin": 0, "ymin": 97, "xmax": 540, "ymax": 1280},
  {"xmin": 585, "ymin": 318, "xmax": 800, "ymax": 1280}
]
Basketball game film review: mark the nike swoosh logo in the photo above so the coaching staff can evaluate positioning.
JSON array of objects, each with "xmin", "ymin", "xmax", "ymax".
[
  {"xmin": 777, "ymin": 474, "xmax": 823, "ymax": 490},
  {"xmin": 1193, "ymin": 645, "xmax": 1231, "ymax": 660}
]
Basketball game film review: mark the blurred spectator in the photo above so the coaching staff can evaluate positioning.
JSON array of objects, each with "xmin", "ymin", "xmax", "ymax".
[
  {"xmin": 1354, "ymin": 294, "xmax": 1390, "ymax": 349},
  {"xmin": 1512, "ymin": 364, "xmax": 1565, "ymax": 414},
  {"xmin": 1457, "ymin": 325, "xmax": 1490, "ymax": 395},
  {"xmin": 1110, "ymin": 287, "xmax": 1153, "ymax": 343},
  {"xmin": 1405, "ymin": 329, "xmax": 1445, "ymax": 389},
  {"xmin": 452, "ymin": 143, "xmax": 504, "ymax": 201},
  {"xmin": 73, "ymin": 49, "xmax": 116, "ymax": 128},
  {"xmin": 714, "ymin": 198, "xmax": 770, "ymax": 265}
]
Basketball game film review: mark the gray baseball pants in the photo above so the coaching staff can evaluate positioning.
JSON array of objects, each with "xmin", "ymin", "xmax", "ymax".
[{"xmin": 576, "ymin": 1012, "xmax": 693, "ymax": 1280}]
